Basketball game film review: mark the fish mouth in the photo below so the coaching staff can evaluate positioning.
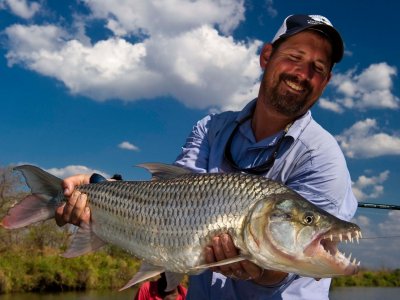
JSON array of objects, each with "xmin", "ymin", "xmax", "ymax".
[{"xmin": 304, "ymin": 227, "xmax": 362, "ymax": 275}]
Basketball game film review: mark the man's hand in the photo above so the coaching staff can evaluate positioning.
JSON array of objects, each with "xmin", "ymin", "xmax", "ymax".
[
  {"xmin": 205, "ymin": 233, "xmax": 288, "ymax": 285},
  {"xmin": 55, "ymin": 174, "xmax": 91, "ymax": 226}
]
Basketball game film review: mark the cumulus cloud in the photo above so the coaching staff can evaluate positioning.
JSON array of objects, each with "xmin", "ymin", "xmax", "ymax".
[
  {"xmin": 4, "ymin": 0, "xmax": 262, "ymax": 111},
  {"xmin": 118, "ymin": 141, "xmax": 140, "ymax": 151},
  {"xmin": 336, "ymin": 118, "xmax": 400, "ymax": 158},
  {"xmin": 320, "ymin": 63, "xmax": 399, "ymax": 113},
  {"xmin": 352, "ymin": 170, "xmax": 389, "ymax": 201},
  {"xmin": 1, "ymin": 0, "xmax": 40, "ymax": 19},
  {"xmin": 265, "ymin": 0, "xmax": 278, "ymax": 18},
  {"xmin": 83, "ymin": 0, "xmax": 245, "ymax": 36},
  {"xmin": 45, "ymin": 165, "xmax": 110, "ymax": 179}
]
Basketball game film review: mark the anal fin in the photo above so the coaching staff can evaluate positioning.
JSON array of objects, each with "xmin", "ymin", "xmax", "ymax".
[{"xmin": 119, "ymin": 263, "xmax": 164, "ymax": 291}]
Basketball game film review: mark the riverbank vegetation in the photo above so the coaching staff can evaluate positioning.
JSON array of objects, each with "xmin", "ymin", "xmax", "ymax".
[
  {"xmin": 1, "ymin": 166, "xmax": 399, "ymax": 294},
  {"xmin": 332, "ymin": 268, "xmax": 400, "ymax": 288}
]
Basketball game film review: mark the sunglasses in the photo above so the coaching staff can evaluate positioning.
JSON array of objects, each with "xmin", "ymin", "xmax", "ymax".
[{"xmin": 224, "ymin": 115, "xmax": 291, "ymax": 175}]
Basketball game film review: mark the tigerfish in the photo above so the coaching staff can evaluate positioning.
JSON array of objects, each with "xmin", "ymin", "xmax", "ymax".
[{"xmin": 1, "ymin": 163, "xmax": 361, "ymax": 291}]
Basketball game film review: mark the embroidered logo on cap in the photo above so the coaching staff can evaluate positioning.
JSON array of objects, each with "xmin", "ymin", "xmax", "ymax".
[{"xmin": 308, "ymin": 15, "xmax": 333, "ymax": 26}]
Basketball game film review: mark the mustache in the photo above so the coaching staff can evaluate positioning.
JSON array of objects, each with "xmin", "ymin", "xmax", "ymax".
[{"xmin": 280, "ymin": 73, "xmax": 312, "ymax": 92}]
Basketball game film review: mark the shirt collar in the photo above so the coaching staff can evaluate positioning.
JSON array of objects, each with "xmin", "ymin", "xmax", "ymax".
[{"xmin": 235, "ymin": 98, "xmax": 313, "ymax": 144}]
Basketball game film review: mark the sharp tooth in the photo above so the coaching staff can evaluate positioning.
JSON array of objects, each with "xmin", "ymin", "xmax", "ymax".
[
  {"xmin": 359, "ymin": 231, "xmax": 363, "ymax": 239},
  {"xmin": 339, "ymin": 233, "xmax": 343, "ymax": 242},
  {"xmin": 348, "ymin": 253, "xmax": 352, "ymax": 261},
  {"xmin": 357, "ymin": 261, "xmax": 361, "ymax": 266},
  {"xmin": 356, "ymin": 235, "xmax": 359, "ymax": 244},
  {"xmin": 330, "ymin": 234, "xmax": 333, "ymax": 241},
  {"xmin": 347, "ymin": 232, "xmax": 352, "ymax": 242},
  {"xmin": 352, "ymin": 258, "xmax": 357, "ymax": 265}
]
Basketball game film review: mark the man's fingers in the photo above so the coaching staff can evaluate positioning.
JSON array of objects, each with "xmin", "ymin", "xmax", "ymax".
[
  {"xmin": 70, "ymin": 193, "xmax": 88, "ymax": 225},
  {"xmin": 55, "ymin": 203, "xmax": 67, "ymax": 226},
  {"xmin": 62, "ymin": 190, "xmax": 79, "ymax": 223},
  {"xmin": 239, "ymin": 260, "xmax": 264, "ymax": 280},
  {"xmin": 220, "ymin": 233, "xmax": 238, "ymax": 257}
]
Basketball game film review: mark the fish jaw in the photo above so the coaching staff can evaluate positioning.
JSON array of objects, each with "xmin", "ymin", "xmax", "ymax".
[
  {"xmin": 244, "ymin": 194, "xmax": 362, "ymax": 278},
  {"xmin": 300, "ymin": 224, "xmax": 361, "ymax": 277}
]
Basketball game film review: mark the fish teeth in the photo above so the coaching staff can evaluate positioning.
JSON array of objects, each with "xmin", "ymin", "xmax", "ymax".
[
  {"xmin": 347, "ymin": 232, "xmax": 352, "ymax": 243},
  {"xmin": 348, "ymin": 253, "xmax": 352, "ymax": 261},
  {"xmin": 359, "ymin": 231, "xmax": 363, "ymax": 239},
  {"xmin": 330, "ymin": 234, "xmax": 333, "ymax": 242}
]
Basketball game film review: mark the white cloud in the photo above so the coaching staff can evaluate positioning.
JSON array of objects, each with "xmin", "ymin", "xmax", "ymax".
[
  {"xmin": 83, "ymin": 0, "xmax": 245, "ymax": 36},
  {"xmin": 265, "ymin": 0, "xmax": 277, "ymax": 18},
  {"xmin": 352, "ymin": 170, "xmax": 389, "ymax": 201},
  {"xmin": 4, "ymin": 21, "xmax": 262, "ymax": 111},
  {"xmin": 45, "ymin": 165, "xmax": 110, "ymax": 179},
  {"xmin": 319, "ymin": 97, "xmax": 344, "ymax": 113},
  {"xmin": 320, "ymin": 63, "xmax": 399, "ymax": 112},
  {"xmin": 336, "ymin": 118, "xmax": 400, "ymax": 158},
  {"xmin": 2, "ymin": 0, "xmax": 40, "ymax": 19},
  {"xmin": 118, "ymin": 141, "xmax": 140, "ymax": 151}
]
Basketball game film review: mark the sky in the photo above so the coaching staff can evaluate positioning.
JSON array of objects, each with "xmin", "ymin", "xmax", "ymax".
[{"xmin": 1, "ymin": 0, "xmax": 399, "ymax": 270}]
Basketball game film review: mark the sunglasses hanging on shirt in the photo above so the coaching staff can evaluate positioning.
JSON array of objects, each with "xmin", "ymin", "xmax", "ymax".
[{"xmin": 224, "ymin": 115, "xmax": 291, "ymax": 175}]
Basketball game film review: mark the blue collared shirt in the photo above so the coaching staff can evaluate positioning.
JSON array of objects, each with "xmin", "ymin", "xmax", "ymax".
[{"xmin": 174, "ymin": 99, "xmax": 358, "ymax": 299}]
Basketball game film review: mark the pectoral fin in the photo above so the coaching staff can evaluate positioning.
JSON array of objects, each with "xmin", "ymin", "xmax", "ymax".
[
  {"xmin": 119, "ymin": 263, "xmax": 165, "ymax": 291},
  {"xmin": 190, "ymin": 255, "xmax": 248, "ymax": 271}
]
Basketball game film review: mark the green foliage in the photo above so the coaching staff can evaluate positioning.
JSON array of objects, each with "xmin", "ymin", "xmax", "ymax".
[
  {"xmin": 0, "ymin": 245, "xmax": 140, "ymax": 294},
  {"xmin": 331, "ymin": 269, "xmax": 400, "ymax": 288}
]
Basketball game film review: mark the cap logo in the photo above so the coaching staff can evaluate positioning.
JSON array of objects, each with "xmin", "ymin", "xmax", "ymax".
[{"xmin": 308, "ymin": 15, "xmax": 333, "ymax": 26}]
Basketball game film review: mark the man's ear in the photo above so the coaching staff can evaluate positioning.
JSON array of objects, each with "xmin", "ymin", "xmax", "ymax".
[{"xmin": 260, "ymin": 43, "xmax": 274, "ymax": 69}]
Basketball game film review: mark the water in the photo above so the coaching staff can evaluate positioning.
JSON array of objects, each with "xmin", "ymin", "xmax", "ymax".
[
  {"xmin": 330, "ymin": 287, "xmax": 399, "ymax": 300},
  {"xmin": 1, "ymin": 287, "xmax": 399, "ymax": 299}
]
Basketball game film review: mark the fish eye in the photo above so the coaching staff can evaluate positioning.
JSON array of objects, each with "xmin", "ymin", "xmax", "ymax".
[{"xmin": 303, "ymin": 213, "xmax": 314, "ymax": 225}]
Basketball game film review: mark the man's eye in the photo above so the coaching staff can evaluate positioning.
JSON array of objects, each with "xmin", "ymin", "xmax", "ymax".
[
  {"xmin": 289, "ymin": 54, "xmax": 301, "ymax": 61},
  {"xmin": 314, "ymin": 65, "xmax": 327, "ymax": 75}
]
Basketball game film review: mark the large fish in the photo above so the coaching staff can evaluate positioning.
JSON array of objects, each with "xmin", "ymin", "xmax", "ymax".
[{"xmin": 1, "ymin": 163, "xmax": 361, "ymax": 290}]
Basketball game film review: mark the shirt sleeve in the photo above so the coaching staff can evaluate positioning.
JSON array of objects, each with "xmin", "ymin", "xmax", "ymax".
[
  {"xmin": 134, "ymin": 282, "xmax": 151, "ymax": 300},
  {"xmin": 174, "ymin": 114, "xmax": 212, "ymax": 173},
  {"xmin": 284, "ymin": 133, "xmax": 358, "ymax": 221}
]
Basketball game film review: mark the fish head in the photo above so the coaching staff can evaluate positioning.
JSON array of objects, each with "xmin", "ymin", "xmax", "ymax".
[{"xmin": 244, "ymin": 191, "xmax": 361, "ymax": 278}]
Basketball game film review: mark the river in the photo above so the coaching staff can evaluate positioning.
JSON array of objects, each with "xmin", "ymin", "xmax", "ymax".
[{"xmin": 1, "ymin": 287, "xmax": 399, "ymax": 299}]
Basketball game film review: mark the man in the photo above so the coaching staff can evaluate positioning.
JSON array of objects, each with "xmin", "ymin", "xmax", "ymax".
[{"xmin": 56, "ymin": 14, "xmax": 358, "ymax": 299}]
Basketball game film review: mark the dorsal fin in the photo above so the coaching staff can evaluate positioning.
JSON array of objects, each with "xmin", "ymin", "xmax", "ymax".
[{"xmin": 137, "ymin": 163, "xmax": 191, "ymax": 180}]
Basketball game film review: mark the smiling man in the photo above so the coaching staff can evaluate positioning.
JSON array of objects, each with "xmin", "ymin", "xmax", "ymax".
[{"xmin": 172, "ymin": 14, "xmax": 357, "ymax": 299}]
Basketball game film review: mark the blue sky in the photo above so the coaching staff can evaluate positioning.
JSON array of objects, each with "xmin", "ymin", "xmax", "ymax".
[{"xmin": 1, "ymin": 0, "xmax": 399, "ymax": 269}]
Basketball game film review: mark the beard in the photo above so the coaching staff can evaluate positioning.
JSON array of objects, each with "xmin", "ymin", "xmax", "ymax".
[{"xmin": 267, "ymin": 73, "xmax": 313, "ymax": 117}]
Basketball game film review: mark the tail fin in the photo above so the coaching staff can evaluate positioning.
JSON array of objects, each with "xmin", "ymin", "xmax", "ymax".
[{"xmin": 1, "ymin": 165, "xmax": 63, "ymax": 229}]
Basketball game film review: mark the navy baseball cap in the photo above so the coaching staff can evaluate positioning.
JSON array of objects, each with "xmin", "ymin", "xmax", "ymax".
[{"xmin": 272, "ymin": 14, "xmax": 344, "ymax": 63}]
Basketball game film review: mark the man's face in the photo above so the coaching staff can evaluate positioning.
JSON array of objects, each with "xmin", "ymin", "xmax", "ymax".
[{"xmin": 261, "ymin": 30, "xmax": 333, "ymax": 118}]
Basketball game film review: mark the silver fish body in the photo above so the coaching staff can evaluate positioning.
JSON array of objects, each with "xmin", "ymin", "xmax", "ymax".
[{"xmin": 76, "ymin": 172, "xmax": 284, "ymax": 272}]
